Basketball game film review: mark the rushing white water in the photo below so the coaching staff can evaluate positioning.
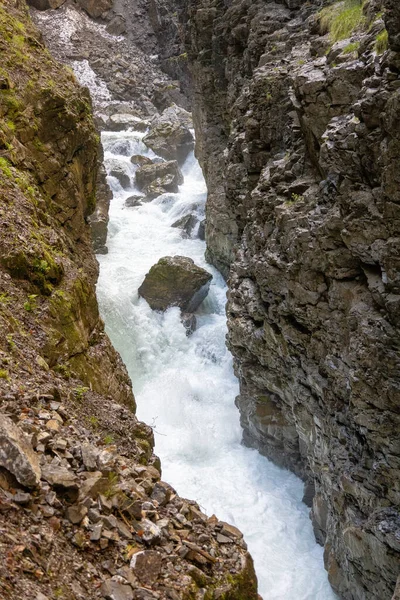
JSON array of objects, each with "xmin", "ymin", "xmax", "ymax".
[{"xmin": 96, "ymin": 129, "xmax": 337, "ymax": 600}]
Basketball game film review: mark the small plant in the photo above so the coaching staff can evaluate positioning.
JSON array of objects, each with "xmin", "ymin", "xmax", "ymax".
[
  {"xmin": 6, "ymin": 334, "xmax": 16, "ymax": 351},
  {"xmin": 375, "ymin": 29, "xmax": 388, "ymax": 54},
  {"xmin": 0, "ymin": 293, "xmax": 10, "ymax": 304},
  {"xmin": 0, "ymin": 157, "xmax": 13, "ymax": 178},
  {"xmin": 265, "ymin": 92, "xmax": 273, "ymax": 102},
  {"xmin": 23, "ymin": 294, "xmax": 38, "ymax": 312},
  {"xmin": 291, "ymin": 193, "xmax": 304, "ymax": 202},
  {"xmin": 103, "ymin": 434, "xmax": 114, "ymax": 445},
  {"xmin": 74, "ymin": 386, "xmax": 89, "ymax": 400},
  {"xmin": 0, "ymin": 369, "xmax": 9, "ymax": 380},
  {"xmin": 104, "ymin": 472, "xmax": 119, "ymax": 499}
]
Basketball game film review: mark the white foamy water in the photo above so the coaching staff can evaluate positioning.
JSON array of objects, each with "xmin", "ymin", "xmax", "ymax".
[{"xmin": 96, "ymin": 130, "xmax": 337, "ymax": 600}]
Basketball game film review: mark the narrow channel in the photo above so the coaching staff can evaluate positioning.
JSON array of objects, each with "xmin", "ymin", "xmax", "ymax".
[{"xmin": 96, "ymin": 129, "xmax": 337, "ymax": 599}]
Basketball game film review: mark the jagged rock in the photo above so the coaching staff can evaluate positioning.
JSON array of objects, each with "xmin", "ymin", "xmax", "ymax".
[
  {"xmin": 180, "ymin": 312, "xmax": 197, "ymax": 336},
  {"xmin": 81, "ymin": 442, "xmax": 99, "ymax": 471},
  {"xmin": 125, "ymin": 195, "xmax": 145, "ymax": 208},
  {"xmin": 100, "ymin": 581, "xmax": 134, "ymax": 600},
  {"xmin": 106, "ymin": 159, "xmax": 131, "ymax": 189},
  {"xmin": 135, "ymin": 161, "xmax": 183, "ymax": 193},
  {"xmin": 130, "ymin": 551, "xmax": 162, "ymax": 585},
  {"xmin": 198, "ymin": 219, "xmax": 206, "ymax": 241},
  {"xmin": 76, "ymin": 0, "xmax": 113, "ymax": 19},
  {"xmin": 171, "ymin": 214, "xmax": 198, "ymax": 237},
  {"xmin": 107, "ymin": 114, "xmax": 149, "ymax": 132},
  {"xmin": 0, "ymin": 414, "xmax": 41, "ymax": 488},
  {"xmin": 27, "ymin": 0, "xmax": 66, "ymax": 9},
  {"xmin": 138, "ymin": 256, "xmax": 212, "ymax": 312},
  {"xmin": 143, "ymin": 106, "xmax": 194, "ymax": 164},
  {"xmin": 106, "ymin": 16, "xmax": 127, "ymax": 36},
  {"xmin": 66, "ymin": 504, "xmax": 88, "ymax": 524},
  {"xmin": 130, "ymin": 155, "xmax": 153, "ymax": 167},
  {"xmin": 41, "ymin": 465, "xmax": 78, "ymax": 489}
]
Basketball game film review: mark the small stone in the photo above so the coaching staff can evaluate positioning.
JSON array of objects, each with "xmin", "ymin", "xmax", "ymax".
[
  {"xmin": 46, "ymin": 420, "xmax": 60, "ymax": 433},
  {"xmin": 12, "ymin": 491, "xmax": 31, "ymax": 504},
  {"xmin": 81, "ymin": 443, "xmax": 98, "ymax": 471},
  {"xmin": 141, "ymin": 519, "xmax": 161, "ymax": 546},
  {"xmin": 66, "ymin": 504, "xmax": 88, "ymax": 525},
  {"xmin": 220, "ymin": 522, "xmax": 243, "ymax": 539},
  {"xmin": 72, "ymin": 530, "xmax": 86, "ymax": 548},
  {"xmin": 41, "ymin": 505, "xmax": 55, "ymax": 517},
  {"xmin": 100, "ymin": 538, "xmax": 109, "ymax": 549},
  {"xmin": 100, "ymin": 580, "xmax": 134, "ymax": 600},
  {"xmin": 216, "ymin": 533, "xmax": 232, "ymax": 544},
  {"xmin": 90, "ymin": 523, "xmax": 103, "ymax": 541},
  {"xmin": 130, "ymin": 550, "xmax": 162, "ymax": 585},
  {"xmin": 88, "ymin": 508, "xmax": 102, "ymax": 523},
  {"xmin": 102, "ymin": 529, "xmax": 120, "ymax": 541},
  {"xmin": 52, "ymin": 438, "xmax": 68, "ymax": 451},
  {"xmin": 41, "ymin": 465, "xmax": 78, "ymax": 489}
]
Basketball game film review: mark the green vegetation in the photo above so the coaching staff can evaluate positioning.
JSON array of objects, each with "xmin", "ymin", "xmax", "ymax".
[
  {"xmin": 375, "ymin": 29, "xmax": 388, "ymax": 54},
  {"xmin": 319, "ymin": 0, "xmax": 366, "ymax": 42},
  {"xmin": 343, "ymin": 41, "xmax": 360, "ymax": 54},
  {"xmin": 74, "ymin": 385, "xmax": 89, "ymax": 399},
  {"xmin": 0, "ymin": 369, "xmax": 9, "ymax": 380},
  {"xmin": 23, "ymin": 293, "xmax": 38, "ymax": 312},
  {"xmin": 0, "ymin": 157, "xmax": 12, "ymax": 178},
  {"xmin": 103, "ymin": 434, "xmax": 114, "ymax": 445}
]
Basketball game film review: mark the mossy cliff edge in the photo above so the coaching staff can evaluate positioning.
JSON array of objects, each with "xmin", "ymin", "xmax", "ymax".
[{"xmin": 0, "ymin": 2, "xmax": 258, "ymax": 599}]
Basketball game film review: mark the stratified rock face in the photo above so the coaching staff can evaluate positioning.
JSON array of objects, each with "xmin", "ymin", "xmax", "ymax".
[
  {"xmin": 182, "ymin": 0, "xmax": 400, "ymax": 597},
  {"xmin": 143, "ymin": 105, "xmax": 194, "ymax": 163},
  {"xmin": 138, "ymin": 256, "xmax": 212, "ymax": 311}
]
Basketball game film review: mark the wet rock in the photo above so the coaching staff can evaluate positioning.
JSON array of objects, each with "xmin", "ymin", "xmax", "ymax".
[
  {"xmin": 108, "ymin": 114, "xmax": 149, "ymax": 133},
  {"xmin": 0, "ymin": 414, "xmax": 41, "ymax": 488},
  {"xmin": 135, "ymin": 161, "xmax": 183, "ymax": 193},
  {"xmin": 143, "ymin": 106, "xmax": 194, "ymax": 164},
  {"xmin": 130, "ymin": 155, "xmax": 153, "ymax": 167},
  {"xmin": 130, "ymin": 550, "xmax": 162, "ymax": 585},
  {"xmin": 180, "ymin": 312, "xmax": 197, "ymax": 336},
  {"xmin": 138, "ymin": 256, "xmax": 212, "ymax": 312},
  {"xmin": 77, "ymin": 0, "xmax": 113, "ymax": 19},
  {"xmin": 198, "ymin": 219, "xmax": 206, "ymax": 241},
  {"xmin": 171, "ymin": 214, "xmax": 198, "ymax": 237},
  {"xmin": 27, "ymin": 0, "xmax": 66, "ymax": 8},
  {"xmin": 107, "ymin": 160, "xmax": 131, "ymax": 189},
  {"xmin": 125, "ymin": 195, "xmax": 145, "ymax": 208}
]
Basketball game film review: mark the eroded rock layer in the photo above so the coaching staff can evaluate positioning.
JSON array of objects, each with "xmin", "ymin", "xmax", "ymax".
[
  {"xmin": 181, "ymin": 0, "xmax": 400, "ymax": 597},
  {"xmin": 0, "ymin": 2, "xmax": 258, "ymax": 599}
]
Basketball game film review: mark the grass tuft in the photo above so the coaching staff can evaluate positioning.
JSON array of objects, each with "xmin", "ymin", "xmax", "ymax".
[
  {"xmin": 375, "ymin": 29, "xmax": 388, "ymax": 54},
  {"xmin": 319, "ymin": 0, "xmax": 366, "ymax": 42}
]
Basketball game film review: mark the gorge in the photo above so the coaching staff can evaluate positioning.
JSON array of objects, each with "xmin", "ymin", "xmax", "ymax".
[{"xmin": 0, "ymin": 0, "xmax": 399, "ymax": 599}]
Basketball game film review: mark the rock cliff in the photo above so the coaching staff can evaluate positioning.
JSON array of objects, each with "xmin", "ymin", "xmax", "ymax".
[
  {"xmin": 181, "ymin": 0, "xmax": 400, "ymax": 598},
  {"xmin": 0, "ymin": 2, "xmax": 258, "ymax": 599}
]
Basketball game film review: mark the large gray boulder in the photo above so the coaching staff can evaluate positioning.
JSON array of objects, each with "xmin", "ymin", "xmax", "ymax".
[
  {"xmin": 0, "ymin": 414, "xmax": 41, "ymax": 488},
  {"xmin": 143, "ymin": 106, "xmax": 194, "ymax": 164},
  {"xmin": 138, "ymin": 256, "xmax": 212, "ymax": 312},
  {"xmin": 135, "ymin": 161, "xmax": 184, "ymax": 194}
]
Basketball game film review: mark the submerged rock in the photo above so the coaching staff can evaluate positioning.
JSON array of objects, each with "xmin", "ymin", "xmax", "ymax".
[
  {"xmin": 138, "ymin": 256, "xmax": 212, "ymax": 312},
  {"xmin": 106, "ymin": 159, "xmax": 131, "ymax": 189},
  {"xmin": 143, "ymin": 105, "xmax": 194, "ymax": 164},
  {"xmin": 171, "ymin": 214, "xmax": 199, "ymax": 237}
]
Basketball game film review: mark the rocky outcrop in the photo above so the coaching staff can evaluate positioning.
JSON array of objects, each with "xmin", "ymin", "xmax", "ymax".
[
  {"xmin": 0, "ymin": 3, "xmax": 258, "ymax": 599},
  {"xmin": 143, "ymin": 105, "xmax": 194, "ymax": 164},
  {"xmin": 182, "ymin": 0, "xmax": 400, "ymax": 598},
  {"xmin": 138, "ymin": 256, "xmax": 212, "ymax": 312}
]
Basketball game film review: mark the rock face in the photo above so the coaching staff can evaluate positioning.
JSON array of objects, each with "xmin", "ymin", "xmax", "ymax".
[
  {"xmin": 143, "ymin": 105, "xmax": 194, "ymax": 163},
  {"xmin": 138, "ymin": 256, "xmax": 212, "ymax": 312},
  {"xmin": 0, "ymin": 3, "xmax": 257, "ymax": 600},
  {"xmin": 181, "ymin": 0, "xmax": 400, "ymax": 598}
]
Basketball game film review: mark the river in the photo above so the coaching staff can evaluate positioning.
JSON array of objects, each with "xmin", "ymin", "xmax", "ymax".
[{"xmin": 95, "ymin": 128, "xmax": 337, "ymax": 600}]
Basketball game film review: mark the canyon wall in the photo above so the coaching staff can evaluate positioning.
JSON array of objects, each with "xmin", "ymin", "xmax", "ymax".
[
  {"xmin": 181, "ymin": 0, "xmax": 400, "ymax": 598},
  {"xmin": 0, "ymin": 2, "xmax": 258, "ymax": 599}
]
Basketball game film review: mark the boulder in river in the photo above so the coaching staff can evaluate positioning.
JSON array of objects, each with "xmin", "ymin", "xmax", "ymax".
[
  {"xmin": 138, "ymin": 256, "xmax": 212, "ymax": 312},
  {"xmin": 76, "ymin": 0, "xmax": 113, "ymax": 18},
  {"xmin": 171, "ymin": 214, "xmax": 199, "ymax": 238},
  {"xmin": 107, "ymin": 114, "xmax": 149, "ymax": 132},
  {"xmin": 106, "ymin": 159, "xmax": 131, "ymax": 189},
  {"xmin": 143, "ymin": 106, "xmax": 194, "ymax": 164},
  {"xmin": 135, "ymin": 161, "xmax": 183, "ymax": 193},
  {"xmin": 131, "ymin": 155, "xmax": 154, "ymax": 167},
  {"xmin": 198, "ymin": 219, "xmax": 206, "ymax": 240}
]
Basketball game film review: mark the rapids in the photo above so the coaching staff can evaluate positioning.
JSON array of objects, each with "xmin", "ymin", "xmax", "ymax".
[{"xmin": 96, "ymin": 129, "xmax": 337, "ymax": 600}]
